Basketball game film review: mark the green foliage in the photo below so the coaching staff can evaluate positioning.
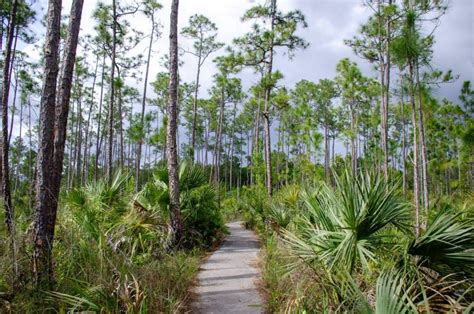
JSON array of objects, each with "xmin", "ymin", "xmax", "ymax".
[
  {"xmin": 0, "ymin": 166, "xmax": 220, "ymax": 312},
  {"xmin": 407, "ymin": 210, "xmax": 474, "ymax": 275},
  {"xmin": 136, "ymin": 162, "xmax": 225, "ymax": 247},
  {"xmin": 256, "ymin": 168, "xmax": 473, "ymax": 312},
  {"xmin": 283, "ymin": 170, "xmax": 410, "ymax": 273}
]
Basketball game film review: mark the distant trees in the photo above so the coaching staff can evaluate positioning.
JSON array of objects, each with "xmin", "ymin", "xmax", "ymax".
[
  {"xmin": 182, "ymin": 14, "xmax": 223, "ymax": 159},
  {"xmin": 0, "ymin": 0, "xmax": 472, "ymax": 299},
  {"xmin": 135, "ymin": 0, "xmax": 162, "ymax": 192},
  {"xmin": 235, "ymin": 0, "xmax": 308, "ymax": 195}
]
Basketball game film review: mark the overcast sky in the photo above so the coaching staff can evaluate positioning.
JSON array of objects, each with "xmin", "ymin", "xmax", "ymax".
[
  {"xmin": 28, "ymin": 0, "xmax": 470, "ymax": 105},
  {"xmin": 20, "ymin": 0, "xmax": 472, "ymax": 156}
]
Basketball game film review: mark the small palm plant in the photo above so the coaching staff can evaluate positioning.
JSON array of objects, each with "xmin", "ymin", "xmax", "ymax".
[
  {"xmin": 282, "ymin": 169, "xmax": 410, "ymax": 273},
  {"xmin": 135, "ymin": 162, "xmax": 224, "ymax": 246}
]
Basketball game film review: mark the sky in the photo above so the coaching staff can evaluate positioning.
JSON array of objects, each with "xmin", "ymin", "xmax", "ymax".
[
  {"xmin": 28, "ymin": 0, "xmax": 472, "ymax": 103},
  {"xmin": 18, "ymin": 0, "xmax": 474, "ymax": 152}
]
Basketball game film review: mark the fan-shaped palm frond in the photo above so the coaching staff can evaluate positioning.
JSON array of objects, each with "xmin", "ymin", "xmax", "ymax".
[
  {"xmin": 283, "ymin": 169, "xmax": 410, "ymax": 273},
  {"xmin": 407, "ymin": 210, "xmax": 474, "ymax": 274}
]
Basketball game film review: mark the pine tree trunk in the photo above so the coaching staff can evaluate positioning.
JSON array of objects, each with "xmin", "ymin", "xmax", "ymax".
[
  {"xmin": 82, "ymin": 55, "xmax": 100, "ymax": 183},
  {"xmin": 167, "ymin": 0, "xmax": 183, "ymax": 245},
  {"xmin": 401, "ymin": 91, "xmax": 407, "ymax": 196},
  {"xmin": 1, "ymin": 0, "xmax": 17, "ymax": 237},
  {"xmin": 415, "ymin": 62, "xmax": 429, "ymax": 224},
  {"xmin": 324, "ymin": 123, "xmax": 330, "ymax": 183},
  {"xmin": 32, "ymin": 0, "xmax": 63, "ymax": 287},
  {"xmin": 117, "ymin": 73, "xmax": 124, "ymax": 169},
  {"xmin": 107, "ymin": 0, "xmax": 117, "ymax": 180},
  {"xmin": 94, "ymin": 55, "xmax": 106, "ymax": 180},
  {"xmin": 213, "ymin": 89, "xmax": 225, "ymax": 184},
  {"xmin": 229, "ymin": 102, "xmax": 237, "ymax": 189},
  {"xmin": 383, "ymin": 4, "xmax": 391, "ymax": 183},
  {"xmin": 8, "ymin": 32, "xmax": 19, "ymax": 147},
  {"xmin": 349, "ymin": 100, "xmax": 357, "ymax": 176},
  {"xmin": 136, "ymin": 17, "xmax": 155, "ymax": 192},
  {"xmin": 14, "ymin": 86, "xmax": 24, "ymax": 191},
  {"xmin": 190, "ymin": 53, "xmax": 202, "ymax": 158},
  {"xmin": 409, "ymin": 61, "xmax": 421, "ymax": 237},
  {"xmin": 1, "ymin": 0, "xmax": 18, "ymax": 278},
  {"xmin": 74, "ymin": 88, "xmax": 83, "ymax": 186},
  {"xmin": 263, "ymin": 6, "xmax": 275, "ymax": 196}
]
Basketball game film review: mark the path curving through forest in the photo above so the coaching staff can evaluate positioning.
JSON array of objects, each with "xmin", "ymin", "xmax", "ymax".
[{"xmin": 191, "ymin": 221, "xmax": 264, "ymax": 313}]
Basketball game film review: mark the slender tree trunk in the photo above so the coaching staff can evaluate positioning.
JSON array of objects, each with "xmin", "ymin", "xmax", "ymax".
[
  {"xmin": 14, "ymin": 88, "xmax": 24, "ymax": 191},
  {"xmin": 262, "ymin": 0, "xmax": 278, "ymax": 196},
  {"xmin": 349, "ymin": 100, "xmax": 357, "ymax": 176},
  {"xmin": 263, "ymin": 11, "xmax": 275, "ymax": 196},
  {"xmin": 214, "ymin": 89, "xmax": 225, "ymax": 184},
  {"xmin": 106, "ymin": 0, "xmax": 117, "ymax": 180},
  {"xmin": 167, "ymin": 0, "xmax": 183, "ymax": 245},
  {"xmin": 401, "ymin": 92, "xmax": 407, "ymax": 196},
  {"xmin": 251, "ymin": 93, "xmax": 262, "ymax": 186},
  {"xmin": 1, "ymin": 0, "xmax": 18, "ymax": 278},
  {"xmin": 383, "ymin": 0, "xmax": 391, "ymax": 183},
  {"xmin": 229, "ymin": 102, "xmax": 237, "ymax": 189},
  {"xmin": 415, "ymin": 62, "xmax": 429, "ymax": 224},
  {"xmin": 27, "ymin": 96, "xmax": 33, "ymax": 209},
  {"xmin": 32, "ymin": 0, "xmax": 63, "ymax": 287},
  {"xmin": 324, "ymin": 123, "xmax": 330, "ymax": 183},
  {"xmin": 136, "ymin": 17, "xmax": 155, "ymax": 192},
  {"xmin": 1, "ymin": 0, "xmax": 17, "ymax": 237},
  {"xmin": 117, "ymin": 72, "xmax": 124, "ymax": 169},
  {"xmin": 8, "ymin": 51, "xmax": 18, "ymax": 147},
  {"xmin": 68, "ymin": 100, "xmax": 77, "ymax": 188},
  {"xmin": 409, "ymin": 61, "xmax": 420, "ymax": 237},
  {"xmin": 82, "ymin": 55, "xmax": 100, "ymax": 183},
  {"xmin": 190, "ymin": 53, "xmax": 202, "ymax": 158},
  {"xmin": 204, "ymin": 116, "xmax": 209, "ymax": 165},
  {"xmin": 94, "ymin": 55, "xmax": 106, "ymax": 180},
  {"xmin": 73, "ymin": 88, "xmax": 83, "ymax": 186}
]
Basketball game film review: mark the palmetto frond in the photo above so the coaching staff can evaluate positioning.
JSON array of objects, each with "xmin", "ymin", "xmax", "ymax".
[
  {"xmin": 407, "ymin": 210, "xmax": 474, "ymax": 274},
  {"xmin": 283, "ymin": 169, "xmax": 410, "ymax": 273}
]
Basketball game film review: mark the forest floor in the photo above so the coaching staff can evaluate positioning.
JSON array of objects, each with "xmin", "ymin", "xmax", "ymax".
[{"xmin": 190, "ymin": 221, "xmax": 265, "ymax": 313}]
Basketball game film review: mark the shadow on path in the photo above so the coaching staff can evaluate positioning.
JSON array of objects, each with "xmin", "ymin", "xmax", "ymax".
[{"xmin": 191, "ymin": 221, "xmax": 264, "ymax": 314}]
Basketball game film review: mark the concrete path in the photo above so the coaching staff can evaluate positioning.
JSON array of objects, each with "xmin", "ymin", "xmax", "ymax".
[{"xmin": 191, "ymin": 221, "xmax": 264, "ymax": 314}]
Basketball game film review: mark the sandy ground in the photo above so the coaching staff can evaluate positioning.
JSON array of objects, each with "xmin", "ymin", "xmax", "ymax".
[{"xmin": 191, "ymin": 221, "xmax": 264, "ymax": 314}]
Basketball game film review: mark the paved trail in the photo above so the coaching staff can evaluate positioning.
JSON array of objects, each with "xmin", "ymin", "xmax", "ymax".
[{"xmin": 191, "ymin": 221, "xmax": 264, "ymax": 314}]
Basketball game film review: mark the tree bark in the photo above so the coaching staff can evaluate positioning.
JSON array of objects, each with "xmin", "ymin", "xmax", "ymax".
[
  {"xmin": 1, "ymin": 0, "xmax": 18, "ymax": 278},
  {"xmin": 383, "ymin": 0, "xmax": 391, "ymax": 183},
  {"xmin": 167, "ymin": 0, "xmax": 183, "ymax": 245},
  {"xmin": 7, "ymin": 25, "xmax": 19, "ymax": 147},
  {"xmin": 349, "ymin": 100, "xmax": 357, "ymax": 176},
  {"xmin": 409, "ymin": 61, "xmax": 420, "ymax": 237},
  {"xmin": 401, "ymin": 89, "xmax": 407, "ymax": 197},
  {"xmin": 82, "ymin": 54, "xmax": 100, "ymax": 183},
  {"xmin": 415, "ymin": 61, "xmax": 429, "ymax": 224},
  {"xmin": 324, "ymin": 123, "xmax": 330, "ymax": 183},
  {"xmin": 94, "ymin": 55, "xmax": 106, "ymax": 180},
  {"xmin": 263, "ymin": 0, "xmax": 276, "ymax": 196},
  {"xmin": 213, "ymin": 88, "xmax": 225, "ymax": 185},
  {"xmin": 190, "ymin": 52, "xmax": 202, "ymax": 159},
  {"xmin": 229, "ymin": 102, "xmax": 237, "ymax": 190},
  {"xmin": 1, "ymin": 0, "xmax": 17, "ymax": 237},
  {"xmin": 32, "ymin": 0, "xmax": 63, "ymax": 287},
  {"xmin": 106, "ymin": 0, "xmax": 117, "ymax": 180}
]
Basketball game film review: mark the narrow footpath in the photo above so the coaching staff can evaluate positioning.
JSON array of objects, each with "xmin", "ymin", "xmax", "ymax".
[{"xmin": 191, "ymin": 221, "xmax": 264, "ymax": 314}]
